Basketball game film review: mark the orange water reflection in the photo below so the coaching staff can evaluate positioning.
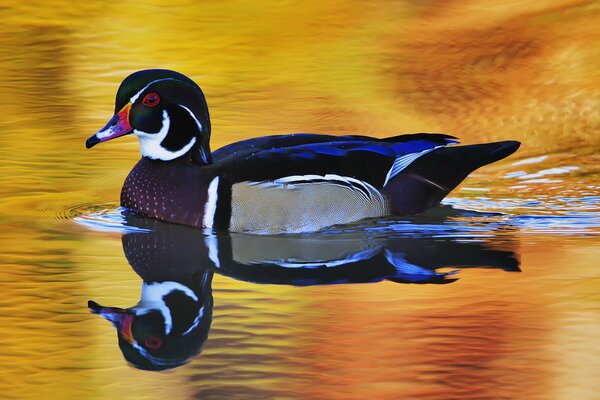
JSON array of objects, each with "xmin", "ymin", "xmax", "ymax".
[{"xmin": 0, "ymin": 0, "xmax": 598, "ymax": 399}]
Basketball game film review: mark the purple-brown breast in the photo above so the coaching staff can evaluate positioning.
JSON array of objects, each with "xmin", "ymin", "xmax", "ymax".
[{"xmin": 121, "ymin": 158, "xmax": 209, "ymax": 227}]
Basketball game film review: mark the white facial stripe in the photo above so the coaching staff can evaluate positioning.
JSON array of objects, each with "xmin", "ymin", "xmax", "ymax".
[
  {"xmin": 134, "ymin": 110, "xmax": 197, "ymax": 160},
  {"xmin": 129, "ymin": 78, "xmax": 180, "ymax": 104},
  {"xmin": 178, "ymin": 104, "xmax": 203, "ymax": 132},
  {"xmin": 203, "ymin": 177, "xmax": 219, "ymax": 229},
  {"xmin": 136, "ymin": 281, "xmax": 199, "ymax": 335},
  {"xmin": 182, "ymin": 306, "xmax": 205, "ymax": 335}
]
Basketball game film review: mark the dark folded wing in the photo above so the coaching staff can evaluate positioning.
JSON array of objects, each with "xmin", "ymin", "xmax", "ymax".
[{"xmin": 215, "ymin": 133, "xmax": 457, "ymax": 187}]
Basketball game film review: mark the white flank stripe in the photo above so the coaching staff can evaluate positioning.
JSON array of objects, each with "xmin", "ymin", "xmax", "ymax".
[
  {"xmin": 383, "ymin": 146, "xmax": 442, "ymax": 187},
  {"xmin": 252, "ymin": 173, "xmax": 385, "ymax": 204},
  {"xmin": 278, "ymin": 174, "xmax": 383, "ymax": 202},
  {"xmin": 203, "ymin": 177, "xmax": 220, "ymax": 229},
  {"xmin": 262, "ymin": 248, "xmax": 380, "ymax": 269},
  {"xmin": 134, "ymin": 110, "xmax": 197, "ymax": 160},
  {"xmin": 178, "ymin": 104, "xmax": 203, "ymax": 132},
  {"xmin": 274, "ymin": 174, "xmax": 356, "ymax": 185}
]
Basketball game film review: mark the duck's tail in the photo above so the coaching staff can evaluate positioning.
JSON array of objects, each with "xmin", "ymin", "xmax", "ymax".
[{"xmin": 382, "ymin": 140, "xmax": 520, "ymax": 214}]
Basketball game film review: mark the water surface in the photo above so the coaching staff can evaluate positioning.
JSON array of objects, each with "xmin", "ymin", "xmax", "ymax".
[{"xmin": 1, "ymin": 1, "xmax": 599, "ymax": 399}]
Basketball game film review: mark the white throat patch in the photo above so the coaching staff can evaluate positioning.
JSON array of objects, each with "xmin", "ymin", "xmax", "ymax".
[{"xmin": 134, "ymin": 110, "xmax": 197, "ymax": 160}]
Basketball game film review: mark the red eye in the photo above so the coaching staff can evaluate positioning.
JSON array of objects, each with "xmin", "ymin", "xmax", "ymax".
[
  {"xmin": 142, "ymin": 93, "xmax": 160, "ymax": 107},
  {"xmin": 144, "ymin": 337, "xmax": 163, "ymax": 350}
]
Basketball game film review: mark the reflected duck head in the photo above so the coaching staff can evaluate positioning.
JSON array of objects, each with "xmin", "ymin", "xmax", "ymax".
[
  {"xmin": 88, "ymin": 275, "xmax": 213, "ymax": 371},
  {"xmin": 86, "ymin": 69, "xmax": 212, "ymax": 165}
]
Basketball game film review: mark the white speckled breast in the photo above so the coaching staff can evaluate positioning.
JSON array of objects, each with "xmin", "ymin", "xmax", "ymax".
[
  {"xmin": 121, "ymin": 158, "xmax": 208, "ymax": 227},
  {"xmin": 122, "ymin": 163, "xmax": 170, "ymax": 217}
]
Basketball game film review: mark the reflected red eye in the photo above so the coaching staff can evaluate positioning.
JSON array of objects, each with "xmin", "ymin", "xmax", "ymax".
[
  {"xmin": 144, "ymin": 337, "xmax": 163, "ymax": 350},
  {"xmin": 142, "ymin": 93, "xmax": 160, "ymax": 107}
]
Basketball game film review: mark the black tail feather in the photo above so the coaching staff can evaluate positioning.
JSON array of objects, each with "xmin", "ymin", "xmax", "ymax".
[
  {"xmin": 383, "ymin": 141, "xmax": 520, "ymax": 214},
  {"xmin": 414, "ymin": 140, "xmax": 520, "ymax": 189}
]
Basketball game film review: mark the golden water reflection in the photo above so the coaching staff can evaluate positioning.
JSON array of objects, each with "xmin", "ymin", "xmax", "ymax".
[{"xmin": 0, "ymin": 0, "xmax": 599, "ymax": 399}]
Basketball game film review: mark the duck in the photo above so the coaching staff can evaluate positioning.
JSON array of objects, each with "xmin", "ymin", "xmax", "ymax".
[{"xmin": 86, "ymin": 69, "xmax": 520, "ymax": 234}]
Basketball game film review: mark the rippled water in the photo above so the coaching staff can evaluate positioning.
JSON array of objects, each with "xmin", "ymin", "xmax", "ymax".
[{"xmin": 1, "ymin": 1, "xmax": 599, "ymax": 399}]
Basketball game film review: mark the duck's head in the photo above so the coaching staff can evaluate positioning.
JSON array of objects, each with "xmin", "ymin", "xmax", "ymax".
[
  {"xmin": 86, "ymin": 69, "xmax": 212, "ymax": 165},
  {"xmin": 88, "ymin": 276, "xmax": 213, "ymax": 371}
]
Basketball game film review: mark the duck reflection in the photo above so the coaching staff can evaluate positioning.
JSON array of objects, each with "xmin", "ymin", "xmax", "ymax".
[
  {"xmin": 90, "ymin": 213, "xmax": 519, "ymax": 370},
  {"xmin": 88, "ymin": 233, "xmax": 213, "ymax": 371}
]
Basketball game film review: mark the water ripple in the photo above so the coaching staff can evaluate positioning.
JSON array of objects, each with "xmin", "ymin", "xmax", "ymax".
[
  {"xmin": 73, "ymin": 207, "xmax": 150, "ymax": 233},
  {"xmin": 73, "ymin": 195, "xmax": 600, "ymax": 238}
]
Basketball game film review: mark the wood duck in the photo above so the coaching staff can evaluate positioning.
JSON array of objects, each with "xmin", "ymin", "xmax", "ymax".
[{"xmin": 86, "ymin": 69, "xmax": 520, "ymax": 234}]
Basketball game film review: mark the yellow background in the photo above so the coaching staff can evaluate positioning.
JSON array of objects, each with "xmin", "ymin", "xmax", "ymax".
[{"xmin": 0, "ymin": 1, "xmax": 598, "ymax": 399}]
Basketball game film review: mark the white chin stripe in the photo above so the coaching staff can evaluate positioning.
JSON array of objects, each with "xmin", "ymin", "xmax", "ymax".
[{"xmin": 134, "ymin": 110, "xmax": 197, "ymax": 160}]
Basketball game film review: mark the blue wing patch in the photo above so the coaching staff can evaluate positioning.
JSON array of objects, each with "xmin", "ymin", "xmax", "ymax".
[
  {"xmin": 217, "ymin": 133, "xmax": 458, "ymax": 187},
  {"xmin": 285, "ymin": 138, "xmax": 457, "ymax": 186}
]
